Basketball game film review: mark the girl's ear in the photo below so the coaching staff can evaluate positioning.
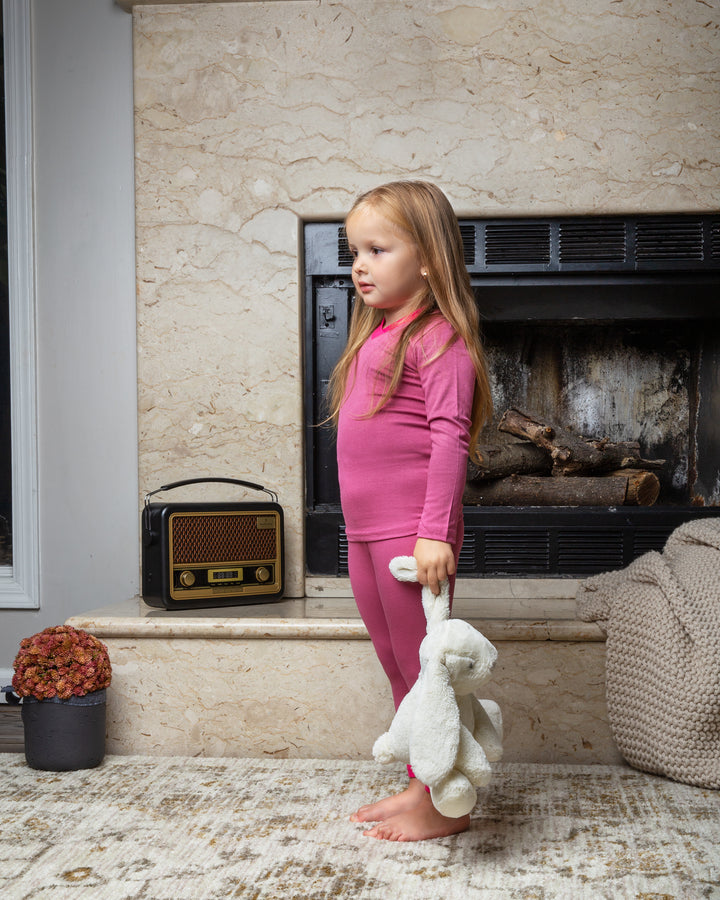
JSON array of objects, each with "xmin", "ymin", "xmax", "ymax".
[{"xmin": 409, "ymin": 658, "xmax": 460, "ymax": 787}]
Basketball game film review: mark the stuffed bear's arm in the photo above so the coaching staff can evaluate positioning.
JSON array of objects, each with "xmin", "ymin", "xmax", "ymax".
[
  {"xmin": 373, "ymin": 731, "xmax": 401, "ymax": 765},
  {"xmin": 453, "ymin": 723, "xmax": 493, "ymax": 786},
  {"xmin": 372, "ymin": 685, "xmax": 416, "ymax": 765},
  {"xmin": 469, "ymin": 696, "xmax": 503, "ymax": 762}
]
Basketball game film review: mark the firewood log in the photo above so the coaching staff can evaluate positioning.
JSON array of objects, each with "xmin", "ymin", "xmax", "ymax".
[
  {"xmin": 463, "ymin": 471, "xmax": 659, "ymax": 506},
  {"xmin": 463, "ymin": 475, "xmax": 628, "ymax": 506},
  {"xmin": 497, "ymin": 408, "xmax": 665, "ymax": 476},
  {"xmin": 468, "ymin": 440, "xmax": 551, "ymax": 481},
  {"xmin": 607, "ymin": 469, "xmax": 660, "ymax": 506}
]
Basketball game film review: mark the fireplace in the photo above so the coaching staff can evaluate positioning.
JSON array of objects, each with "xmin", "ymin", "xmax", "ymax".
[{"xmin": 304, "ymin": 214, "xmax": 720, "ymax": 577}]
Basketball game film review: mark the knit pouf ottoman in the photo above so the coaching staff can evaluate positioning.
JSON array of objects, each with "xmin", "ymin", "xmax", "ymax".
[{"xmin": 577, "ymin": 519, "xmax": 720, "ymax": 790}]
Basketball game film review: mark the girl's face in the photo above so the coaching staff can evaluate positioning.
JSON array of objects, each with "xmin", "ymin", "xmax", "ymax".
[{"xmin": 345, "ymin": 206, "xmax": 427, "ymax": 326}]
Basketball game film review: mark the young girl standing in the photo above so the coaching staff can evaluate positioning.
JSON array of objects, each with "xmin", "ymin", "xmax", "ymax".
[{"xmin": 327, "ymin": 181, "xmax": 493, "ymax": 841}]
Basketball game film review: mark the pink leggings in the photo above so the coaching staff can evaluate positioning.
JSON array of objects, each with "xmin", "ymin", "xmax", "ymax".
[{"xmin": 347, "ymin": 531, "xmax": 462, "ymax": 711}]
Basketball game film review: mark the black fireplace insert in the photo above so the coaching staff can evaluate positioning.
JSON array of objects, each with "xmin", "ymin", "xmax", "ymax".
[{"xmin": 303, "ymin": 213, "xmax": 720, "ymax": 577}]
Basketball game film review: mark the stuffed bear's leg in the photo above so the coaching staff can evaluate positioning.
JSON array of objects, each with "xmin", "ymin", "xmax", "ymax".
[{"xmin": 430, "ymin": 771, "xmax": 477, "ymax": 819}]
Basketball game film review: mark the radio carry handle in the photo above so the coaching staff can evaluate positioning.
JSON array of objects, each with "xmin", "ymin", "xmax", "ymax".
[
  {"xmin": 143, "ymin": 478, "xmax": 279, "ymax": 536},
  {"xmin": 144, "ymin": 477, "xmax": 278, "ymax": 506}
]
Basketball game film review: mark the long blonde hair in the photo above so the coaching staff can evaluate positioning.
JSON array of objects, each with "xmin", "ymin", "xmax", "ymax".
[{"xmin": 326, "ymin": 181, "xmax": 492, "ymax": 446}]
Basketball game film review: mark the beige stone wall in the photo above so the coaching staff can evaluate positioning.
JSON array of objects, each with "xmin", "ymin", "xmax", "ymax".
[{"xmin": 133, "ymin": 1, "xmax": 720, "ymax": 597}]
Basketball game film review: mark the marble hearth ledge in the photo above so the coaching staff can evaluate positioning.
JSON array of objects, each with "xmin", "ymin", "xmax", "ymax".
[
  {"xmin": 66, "ymin": 594, "xmax": 615, "ymax": 763},
  {"xmin": 116, "ymin": 0, "xmax": 307, "ymax": 9},
  {"xmin": 67, "ymin": 593, "xmax": 605, "ymax": 643}
]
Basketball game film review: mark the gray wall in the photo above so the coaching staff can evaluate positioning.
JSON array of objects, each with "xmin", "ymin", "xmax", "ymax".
[{"xmin": 1, "ymin": 0, "xmax": 137, "ymax": 675}]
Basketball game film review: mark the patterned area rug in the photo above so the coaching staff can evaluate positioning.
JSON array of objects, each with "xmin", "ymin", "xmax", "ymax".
[{"xmin": 1, "ymin": 755, "xmax": 718, "ymax": 899}]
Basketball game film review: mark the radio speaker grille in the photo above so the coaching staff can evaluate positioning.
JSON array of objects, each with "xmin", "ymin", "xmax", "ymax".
[{"xmin": 171, "ymin": 514, "xmax": 277, "ymax": 564}]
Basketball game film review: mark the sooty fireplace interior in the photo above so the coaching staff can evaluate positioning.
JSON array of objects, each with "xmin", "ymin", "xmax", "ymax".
[{"xmin": 303, "ymin": 214, "xmax": 720, "ymax": 577}]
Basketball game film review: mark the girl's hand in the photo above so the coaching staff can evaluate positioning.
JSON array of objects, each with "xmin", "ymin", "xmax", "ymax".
[{"xmin": 413, "ymin": 538, "xmax": 455, "ymax": 596}]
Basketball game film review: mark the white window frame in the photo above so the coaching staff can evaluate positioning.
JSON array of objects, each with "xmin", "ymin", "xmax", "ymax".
[{"xmin": 0, "ymin": 0, "xmax": 38, "ymax": 609}]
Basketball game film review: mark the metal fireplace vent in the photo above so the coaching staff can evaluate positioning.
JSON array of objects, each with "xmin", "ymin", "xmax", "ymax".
[{"xmin": 337, "ymin": 215, "xmax": 720, "ymax": 271}]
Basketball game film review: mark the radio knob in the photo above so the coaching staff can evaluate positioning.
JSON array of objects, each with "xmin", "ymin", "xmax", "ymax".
[
  {"xmin": 179, "ymin": 570, "xmax": 196, "ymax": 587},
  {"xmin": 256, "ymin": 566, "xmax": 270, "ymax": 583}
]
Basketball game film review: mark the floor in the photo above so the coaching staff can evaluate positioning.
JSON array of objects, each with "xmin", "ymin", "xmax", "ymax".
[
  {"xmin": 0, "ymin": 703, "xmax": 24, "ymax": 754},
  {"xmin": 2, "ymin": 754, "xmax": 718, "ymax": 899},
  {"xmin": 4, "ymin": 699, "xmax": 719, "ymax": 898}
]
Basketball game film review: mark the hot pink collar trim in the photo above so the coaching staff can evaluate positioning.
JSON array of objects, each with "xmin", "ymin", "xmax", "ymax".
[{"xmin": 371, "ymin": 308, "xmax": 423, "ymax": 338}]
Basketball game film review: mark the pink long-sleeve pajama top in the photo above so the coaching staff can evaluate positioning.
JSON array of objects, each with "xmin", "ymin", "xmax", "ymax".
[{"xmin": 337, "ymin": 313, "xmax": 475, "ymax": 546}]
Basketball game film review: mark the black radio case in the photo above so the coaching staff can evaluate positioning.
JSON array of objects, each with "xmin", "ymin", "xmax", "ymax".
[{"xmin": 141, "ymin": 477, "xmax": 284, "ymax": 610}]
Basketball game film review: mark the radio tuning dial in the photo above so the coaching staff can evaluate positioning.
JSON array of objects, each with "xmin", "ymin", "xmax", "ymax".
[
  {"xmin": 256, "ymin": 566, "xmax": 270, "ymax": 583},
  {"xmin": 179, "ymin": 570, "xmax": 196, "ymax": 587}
]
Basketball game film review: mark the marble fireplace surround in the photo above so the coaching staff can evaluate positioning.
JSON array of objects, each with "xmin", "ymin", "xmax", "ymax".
[
  {"xmin": 126, "ymin": 0, "xmax": 720, "ymax": 601},
  {"xmin": 86, "ymin": 0, "xmax": 718, "ymax": 760}
]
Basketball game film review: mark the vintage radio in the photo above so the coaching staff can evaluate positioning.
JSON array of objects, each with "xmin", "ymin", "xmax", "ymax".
[{"xmin": 141, "ymin": 477, "xmax": 284, "ymax": 610}]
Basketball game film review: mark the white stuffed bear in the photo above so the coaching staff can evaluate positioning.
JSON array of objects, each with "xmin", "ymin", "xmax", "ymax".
[{"xmin": 372, "ymin": 556, "xmax": 503, "ymax": 819}]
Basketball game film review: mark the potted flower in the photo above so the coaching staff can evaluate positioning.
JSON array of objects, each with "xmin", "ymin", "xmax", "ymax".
[{"xmin": 8, "ymin": 625, "xmax": 112, "ymax": 771}]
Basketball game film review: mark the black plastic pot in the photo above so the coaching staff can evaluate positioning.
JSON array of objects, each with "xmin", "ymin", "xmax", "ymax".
[{"xmin": 21, "ymin": 689, "xmax": 107, "ymax": 771}]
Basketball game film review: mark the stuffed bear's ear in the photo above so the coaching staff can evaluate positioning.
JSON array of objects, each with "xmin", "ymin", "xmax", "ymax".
[
  {"xmin": 388, "ymin": 556, "xmax": 418, "ymax": 583},
  {"xmin": 421, "ymin": 583, "xmax": 450, "ymax": 631},
  {"xmin": 389, "ymin": 556, "xmax": 451, "ymax": 632},
  {"xmin": 409, "ymin": 657, "xmax": 460, "ymax": 788}
]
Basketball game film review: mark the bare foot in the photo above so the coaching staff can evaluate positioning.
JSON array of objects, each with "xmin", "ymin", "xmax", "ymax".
[
  {"xmin": 350, "ymin": 777, "xmax": 426, "ymax": 823},
  {"xmin": 362, "ymin": 790, "xmax": 470, "ymax": 842}
]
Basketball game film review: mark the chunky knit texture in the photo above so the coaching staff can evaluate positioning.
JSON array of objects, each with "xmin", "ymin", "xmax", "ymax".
[{"xmin": 577, "ymin": 519, "xmax": 720, "ymax": 789}]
